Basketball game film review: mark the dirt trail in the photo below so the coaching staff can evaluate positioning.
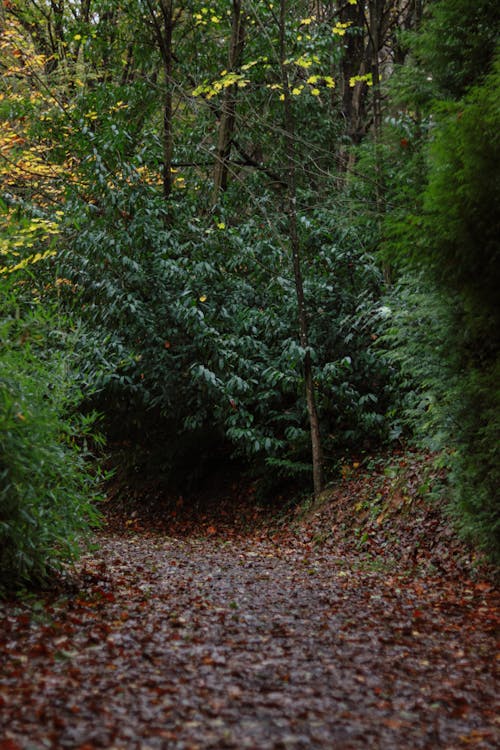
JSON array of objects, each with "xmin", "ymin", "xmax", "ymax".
[{"xmin": 0, "ymin": 530, "xmax": 498, "ymax": 749}]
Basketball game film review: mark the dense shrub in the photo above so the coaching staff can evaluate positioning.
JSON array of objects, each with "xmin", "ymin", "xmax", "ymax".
[
  {"xmin": 54, "ymin": 181, "xmax": 396, "ymax": 486},
  {"xmin": 380, "ymin": 274, "xmax": 499, "ymax": 562},
  {"xmin": 0, "ymin": 292, "xmax": 102, "ymax": 592},
  {"xmin": 417, "ymin": 58, "xmax": 500, "ymax": 560},
  {"xmin": 378, "ymin": 33, "xmax": 500, "ymax": 561}
]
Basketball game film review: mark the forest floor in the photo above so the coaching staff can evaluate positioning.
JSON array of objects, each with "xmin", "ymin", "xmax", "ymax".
[{"xmin": 0, "ymin": 453, "xmax": 498, "ymax": 750}]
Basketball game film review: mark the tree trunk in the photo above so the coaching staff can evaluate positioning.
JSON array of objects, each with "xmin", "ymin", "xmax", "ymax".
[
  {"xmin": 144, "ymin": 0, "xmax": 175, "ymax": 201},
  {"xmin": 368, "ymin": 0, "xmax": 390, "ymax": 284},
  {"xmin": 212, "ymin": 0, "xmax": 245, "ymax": 205},
  {"xmin": 339, "ymin": 0, "xmax": 369, "ymax": 151},
  {"xmin": 160, "ymin": 0, "xmax": 174, "ymax": 201},
  {"xmin": 279, "ymin": 0, "xmax": 324, "ymax": 498},
  {"xmin": 369, "ymin": 0, "xmax": 382, "ymax": 139}
]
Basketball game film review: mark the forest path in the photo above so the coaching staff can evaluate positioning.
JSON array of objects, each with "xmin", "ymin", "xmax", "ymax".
[{"xmin": 1, "ymin": 531, "xmax": 498, "ymax": 750}]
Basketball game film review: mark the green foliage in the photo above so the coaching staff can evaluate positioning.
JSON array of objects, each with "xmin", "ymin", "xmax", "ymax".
[
  {"xmin": 0, "ymin": 285, "xmax": 103, "ymax": 593},
  {"xmin": 448, "ymin": 361, "xmax": 500, "ymax": 561},
  {"xmin": 380, "ymin": 275, "xmax": 500, "ymax": 561},
  {"xmin": 417, "ymin": 60, "xmax": 500, "ymax": 560},
  {"xmin": 378, "ymin": 4, "xmax": 500, "ymax": 561},
  {"xmin": 13, "ymin": 0, "xmax": 498, "ymax": 554},
  {"xmin": 3, "ymin": 0, "xmax": 393, "ymax": 496},
  {"xmin": 422, "ymin": 55, "xmax": 500, "ymax": 316},
  {"xmin": 414, "ymin": 0, "xmax": 500, "ymax": 99},
  {"xmin": 53, "ymin": 179, "xmax": 395, "ymax": 486}
]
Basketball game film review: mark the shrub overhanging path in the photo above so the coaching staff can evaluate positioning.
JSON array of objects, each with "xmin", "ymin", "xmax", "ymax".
[{"xmin": 1, "ymin": 530, "xmax": 498, "ymax": 749}]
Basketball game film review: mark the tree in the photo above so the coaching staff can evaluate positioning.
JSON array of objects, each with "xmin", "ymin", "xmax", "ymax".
[
  {"xmin": 142, "ymin": 0, "xmax": 178, "ymax": 200},
  {"xmin": 381, "ymin": 0, "xmax": 500, "ymax": 559},
  {"xmin": 212, "ymin": 0, "xmax": 245, "ymax": 204},
  {"xmin": 1, "ymin": 0, "xmax": 400, "ymax": 500},
  {"xmin": 279, "ymin": 0, "xmax": 324, "ymax": 495}
]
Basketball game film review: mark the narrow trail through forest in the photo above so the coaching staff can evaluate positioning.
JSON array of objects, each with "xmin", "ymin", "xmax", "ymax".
[{"xmin": 1, "ymin": 519, "xmax": 498, "ymax": 750}]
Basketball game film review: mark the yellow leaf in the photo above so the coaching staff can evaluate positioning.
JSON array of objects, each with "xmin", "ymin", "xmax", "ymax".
[
  {"xmin": 349, "ymin": 73, "xmax": 373, "ymax": 87},
  {"xmin": 332, "ymin": 22, "xmax": 352, "ymax": 36},
  {"xmin": 199, "ymin": 295, "xmax": 207, "ymax": 302},
  {"xmin": 294, "ymin": 55, "xmax": 313, "ymax": 69}
]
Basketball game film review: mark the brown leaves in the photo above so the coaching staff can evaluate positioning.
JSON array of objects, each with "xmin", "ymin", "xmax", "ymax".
[
  {"xmin": 0, "ymin": 458, "xmax": 499, "ymax": 749},
  {"xmin": 0, "ymin": 741, "xmax": 23, "ymax": 750}
]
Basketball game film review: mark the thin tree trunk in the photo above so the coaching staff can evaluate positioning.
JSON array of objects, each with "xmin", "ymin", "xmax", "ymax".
[
  {"xmin": 369, "ymin": 0, "xmax": 390, "ymax": 283},
  {"xmin": 212, "ymin": 0, "xmax": 245, "ymax": 205},
  {"xmin": 279, "ymin": 0, "xmax": 324, "ymax": 498},
  {"xmin": 144, "ymin": 0, "xmax": 175, "ymax": 200},
  {"xmin": 47, "ymin": 0, "xmax": 65, "ymax": 73},
  {"xmin": 160, "ymin": 0, "xmax": 174, "ymax": 200},
  {"xmin": 369, "ymin": 0, "xmax": 383, "ymax": 198},
  {"xmin": 369, "ymin": 0, "xmax": 383, "ymax": 139}
]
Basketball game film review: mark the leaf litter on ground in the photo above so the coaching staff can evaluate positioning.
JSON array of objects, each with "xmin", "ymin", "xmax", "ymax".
[{"xmin": 0, "ymin": 453, "xmax": 498, "ymax": 749}]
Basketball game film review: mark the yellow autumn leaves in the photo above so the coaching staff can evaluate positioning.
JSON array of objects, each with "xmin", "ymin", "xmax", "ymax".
[
  {"xmin": 193, "ymin": 64, "xmax": 371, "ymax": 104},
  {"xmin": 193, "ymin": 7, "xmax": 223, "ymax": 26},
  {"xmin": 192, "ymin": 71, "xmax": 250, "ymax": 99},
  {"xmin": 192, "ymin": 57, "xmax": 336, "ymax": 103},
  {"xmin": 0, "ymin": 215, "xmax": 59, "ymax": 276},
  {"xmin": 191, "ymin": 14, "xmax": 362, "ymax": 105},
  {"xmin": 0, "ymin": 248, "xmax": 57, "ymax": 275}
]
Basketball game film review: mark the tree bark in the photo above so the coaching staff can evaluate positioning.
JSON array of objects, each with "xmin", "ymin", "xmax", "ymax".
[
  {"xmin": 160, "ymin": 0, "xmax": 174, "ymax": 201},
  {"xmin": 368, "ymin": 0, "xmax": 390, "ymax": 284},
  {"xmin": 212, "ymin": 0, "xmax": 245, "ymax": 205},
  {"xmin": 144, "ymin": 0, "xmax": 175, "ymax": 201},
  {"xmin": 279, "ymin": 0, "xmax": 324, "ymax": 498},
  {"xmin": 369, "ymin": 0, "xmax": 382, "ymax": 138}
]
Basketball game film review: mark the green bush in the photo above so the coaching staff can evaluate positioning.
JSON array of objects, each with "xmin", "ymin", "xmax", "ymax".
[
  {"xmin": 379, "ymin": 56, "xmax": 500, "ymax": 560},
  {"xmin": 380, "ymin": 276, "xmax": 500, "ymax": 562},
  {"xmin": 374, "ymin": 0, "xmax": 500, "ymax": 562},
  {"xmin": 448, "ymin": 361, "xmax": 500, "ymax": 560},
  {"xmin": 53, "ymin": 181, "xmax": 397, "ymax": 486},
  {"xmin": 414, "ymin": 0, "xmax": 500, "ymax": 99},
  {"xmin": 0, "ymin": 295, "xmax": 102, "ymax": 592}
]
